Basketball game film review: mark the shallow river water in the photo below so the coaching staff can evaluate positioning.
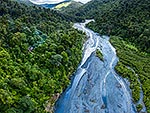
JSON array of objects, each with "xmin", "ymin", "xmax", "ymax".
[{"xmin": 54, "ymin": 20, "xmax": 137, "ymax": 113}]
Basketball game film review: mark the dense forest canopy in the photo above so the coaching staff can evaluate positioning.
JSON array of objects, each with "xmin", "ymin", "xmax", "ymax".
[
  {"xmin": 0, "ymin": 0, "xmax": 85, "ymax": 112},
  {"xmin": 64, "ymin": 0, "xmax": 150, "ymax": 52},
  {"xmin": 88, "ymin": 0, "xmax": 150, "ymax": 52}
]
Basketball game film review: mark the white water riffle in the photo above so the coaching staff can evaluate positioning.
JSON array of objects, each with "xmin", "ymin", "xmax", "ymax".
[{"xmin": 54, "ymin": 20, "xmax": 137, "ymax": 113}]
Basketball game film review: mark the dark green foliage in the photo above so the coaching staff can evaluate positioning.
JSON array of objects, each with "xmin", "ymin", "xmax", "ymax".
[
  {"xmin": 0, "ymin": 0, "xmax": 85, "ymax": 112},
  {"xmin": 96, "ymin": 49, "xmax": 103, "ymax": 61},
  {"xmin": 110, "ymin": 36, "xmax": 150, "ymax": 112},
  {"xmin": 63, "ymin": 0, "xmax": 114, "ymax": 18},
  {"xmin": 65, "ymin": 0, "xmax": 150, "ymax": 52},
  {"xmin": 86, "ymin": 0, "xmax": 150, "ymax": 53},
  {"xmin": 137, "ymin": 104, "xmax": 143, "ymax": 112}
]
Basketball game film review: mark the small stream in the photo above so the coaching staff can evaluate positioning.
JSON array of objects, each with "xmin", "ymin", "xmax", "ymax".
[{"xmin": 54, "ymin": 20, "xmax": 137, "ymax": 113}]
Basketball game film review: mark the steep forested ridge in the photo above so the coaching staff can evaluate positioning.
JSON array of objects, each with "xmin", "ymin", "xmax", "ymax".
[
  {"xmin": 0, "ymin": 0, "xmax": 85, "ymax": 112},
  {"xmin": 65, "ymin": 0, "xmax": 150, "ymax": 52},
  {"xmin": 63, "ymin": 0, "xmax": 119, "ymax": 19},
  {"xmin": 62, "ymin": 0, "xmax": 150, "ymax": 112},
  {"xmin": 86, "ymin": 0, "xmax": 150, "ymax": 52}
]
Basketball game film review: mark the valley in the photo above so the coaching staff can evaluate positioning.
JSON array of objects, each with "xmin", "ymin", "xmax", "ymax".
[{"xmin": 0, "ymin": 0, "xmax": 150, "ymax": 113}]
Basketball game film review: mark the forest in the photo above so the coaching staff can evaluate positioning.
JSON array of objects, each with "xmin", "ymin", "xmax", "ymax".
[
  {"xmin": 65, "ymin": 0, "xmax": 150, "ymax": 52},
  {"xmin": 0, "ymin": 0, "xmax": 85, "ymax": 112},
  {"xmin": 86, "ymin": 0, "xmax": 150, "ymax": 53}
]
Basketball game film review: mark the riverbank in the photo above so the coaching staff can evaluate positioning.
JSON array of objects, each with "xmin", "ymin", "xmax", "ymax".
[
  {"xmin": 54, "ymin": 20, "xmax": 137, "ymax": 113},
  {"xmin": 110, "ymin": 36, "xmax": 149, "ymax": 112}
]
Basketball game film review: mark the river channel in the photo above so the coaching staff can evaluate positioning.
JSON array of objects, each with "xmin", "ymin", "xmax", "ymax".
[{"xmin": 54, "ymin": 20, "xmax": 137, "ymax": 113}]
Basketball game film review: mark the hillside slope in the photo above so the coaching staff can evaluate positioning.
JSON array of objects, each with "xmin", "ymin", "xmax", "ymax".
[
  {"xmin": 90, "ymin": 0, "xmax": 150, "ymax": 51},
  {"xmin": 59, "ymin": 1, "xmax": 83, "ymax": 13},
  {"xmin": 11, "ymin": 0, "xmax": 34, "ymax": 5},
  {"xmin": 64, "ymin": 0, "xmax": 150, "ymax": 52},
  {"xmin": 0, "ymin": 0, "xmax": 84, "ymax": 112}
]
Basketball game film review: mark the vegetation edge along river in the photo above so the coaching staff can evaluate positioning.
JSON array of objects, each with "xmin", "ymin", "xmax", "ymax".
[{"xmin": 54, "ymin": 20, "xmax": 137, "ymax": 113}]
